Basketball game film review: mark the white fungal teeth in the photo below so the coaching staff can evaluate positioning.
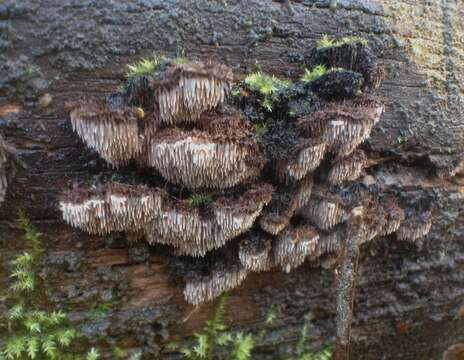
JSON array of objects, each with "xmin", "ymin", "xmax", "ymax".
[
  {"xmin": 259, "ymin": 213, "xmax": 290, "ymax": 236},
  {"xmin": 298, "ymin": 98, "xmax": 384, "ymax": 159},
  {"xmin": 238, "ymin": 235, "xmax": 273, "ymax": 272},
  {"xmin": 154, "ymin": 63, "xmax": 233, "ymax": 125},
  {"xmin": 272, "ymin": 225, "xmax": 319, "ymax": 273},
  {"xmin": 61, "ymin": 183, "xmax": 272, "ymax": 253},
  {"xmin": 148, "ymin": 132, "xmax": 260, "ymax": 189},
  {"xmin": 328, "ymin": 150, "xmax": 367, "ymax": 185},
  {"xmin": 277, "ymin": 139, "xmax": 326, "ymax": 182},
  {"xmin": 143, "ymin": 184, "xmax": 273, "ymax": 257},
  {"xmin": 397, "ymin": 211, "xmax": 432, "ymax": 243},
  {"xmin": 379, "ymin": 199, "xmax": 405, "ymax": 236},
  {"xmin": 59, "ymin": 184, "xmax": 160, "ymax": 235},
  {"xmin": 300, "ymin": 196, "xmax": 347, "ymax": 230},
  {"xmin": 184, "ymin": 263, "xmax": 248, "ymax": 305},
  {"xmin": 70, "ymin": 103, "xmax": 143, "ymax": 168},
  {"xmin": 260, "ymin": 176, "xmax": 313, "ymax": 236},
  {"xmin": 313, "ymin": 227, "xmax": 345, "ymax": 258}
]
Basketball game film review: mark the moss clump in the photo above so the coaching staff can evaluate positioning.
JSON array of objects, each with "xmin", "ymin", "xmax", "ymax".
[
  {"xmin": 316, "ymin": 35, "xmax": 368, "ymax": 49},
  {"xmin": 309, "ymin": 70, "xmax": 364, "ymax": 99},
  {"xmin": 301, "ymin": 65, "xmax": 345, "ymax": 83},
  {"xmin": 243, "ymin": 72, "xmax": 290, "ymax": 112},
  {"xmin": 125, "ymin": 55, "xmax": 170, "ymax": 78},
  {"xmin": 125, "ymin": 55, "xmax": 191, "ymax": 78},
  {"xmin": 301, "ymin": 65, "xmax": 329, "ymax": 83}
]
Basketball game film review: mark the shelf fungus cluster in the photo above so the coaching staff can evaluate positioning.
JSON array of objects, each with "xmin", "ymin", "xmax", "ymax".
[
  {"xmin": 62, "ymin": 41, "xmax": 432, "ymax": 307},
  {"xmin": 0, "ymin": 136, "xmax": 16, "ymax": 206}
]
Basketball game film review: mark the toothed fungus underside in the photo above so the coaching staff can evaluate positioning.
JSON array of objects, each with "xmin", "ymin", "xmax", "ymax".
[{"xmin": 61, "ymin": 46, "xmax": 431, "ymax": 308}]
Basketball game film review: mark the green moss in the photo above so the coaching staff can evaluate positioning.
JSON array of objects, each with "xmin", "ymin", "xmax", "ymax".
[
  {"xmin": 244, "ymin": 72, "xmax": 289, "ymax": 96},
  {"xmin": 243, "ymin": 72, "xmax": 290, "ymax": 112},
  {"xmin": 169, "ymin": 294, "xmax": 254, "ymax": 360},
  {"xmin": 316, "ymin": 35, "xmax": 368, "ymax": 49},
  {"xmin": 188, "ymin": 193, "xmax": 213, "ymax": 207},
  {"xmin": 301, "ymin": 65, "xmax": 345, "ymax": 83},
  {"xmin": 253, "ymin": 123, "xmax": 268, "ymax": 136},
  {"xmin": 126, "ymin": 55, "xmax": 169, "ymax": 78},
  {"xmin": 0, "ymin": 212, "xmax": 142, "ymax": 360},
  {"xmin": 126, "ymin": 55, "xmax": 192, "ymax": 79},
  {"xmin": 301, "ymin": 65, "xmax": 328, "ymax": 83}
]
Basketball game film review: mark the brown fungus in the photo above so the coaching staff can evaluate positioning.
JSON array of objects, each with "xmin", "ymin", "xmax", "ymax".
[
  {"xmin": 259, "ymin": 176, "xmax": 313, "ymax": 235},
  {"xmin": 309, "ymin": 225, "xmax": 345, "ymax": 261},
  {"xmin": 379, "ymin": 198, "xmax": 405, "ymax": 236},
  {"xmin": 300, "ymin": 195, "xmax": 347, "ymax": 230},
  {"xmin": 328, "ymin": 150, "xmax": 367, "ymax": 186},
  {"xmin": 184, "ymin": 258, "xmax": 247, "ymax": 305},
  {"xmin": 396, "ymin": 211, "xmax": 432, "ymax": 243},
  {"xmin": 238, "ymin": 234, "xmax": 273, "ymax": 272},
  {"xmin": 151, "ymin": 61, "xmax": 233, "ymax": 125},
  {"xmin": 297, "ymin": 97, "xmax": 384, "ymax": 158},
  {"xmin": 144, "ymin": 184, "xmax": 273, "ymax": 257},
  {"xmin": 60, "ymin": 183, "xmax": 159, "ymax": 235},
  {"xmin": 69, "ymin": 101, "xmax": 145, "ymax": 167},
  {"xmin": 275, "ymin": 138, "xmax": 327, "ymax": 183},
  {"xmin": 272, "ymin": 224, "xmax": 319, "ymax": 273},
  {"xmin": 148, "ymin": 114, "xmax": 264, "ymax": 189}
]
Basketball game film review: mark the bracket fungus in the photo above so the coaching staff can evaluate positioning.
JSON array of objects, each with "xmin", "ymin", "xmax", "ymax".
[
  {"xmin": 69, "ymin": 101, "xmax": 145, "ymax": 168},
  {"xmin": 61, "ymin": 40, "xmax": 432, "ymax": 313},
  {"xmin": 298, "ymin": 96, "xmax": 384, "ymax": 158},
  {"xmin": 151, "ymin": 61, "xmax": 233, "ymax": 124},
  {"xmin": 275, "ymin": 138, "xmax": 327, "ymax": 182},
  {"xmin": 143, "ymin": 184, "xmax": 272, "ymax": 257},
  {"xmin": 328, "ymin": 150, "xmax": 367, "ymax": 185},
  {"xmin": 184, "ymin": 256, "xmax": 248, "ymax": 306},
  {"xmin": 300, "ymin": 194, "xmax": 348, "ymax": 230},
  {"xmin": 147, "ymin": 113, "xmax": 263, "ymax": 189},
  {"xmin": 60, "ymin": 183, "xmax": 159, "ymax": 235},
  {"xmin": 238, "ymin": 234, "xmax": 273, "ymax": 272},
  {"xmin": 0, "ymin": 136, "xmax": 16, "ymax": 205},
  {"xmin": 273, "ymin": 224, "xmax": 319, "ymax": 273},
  {"xmin": 396, "ymin": 211, "xmax": 432, "ymax": 243},
  {"xmin": 259, "ymin": 176, "xmax": 313, "ymax": 235}
]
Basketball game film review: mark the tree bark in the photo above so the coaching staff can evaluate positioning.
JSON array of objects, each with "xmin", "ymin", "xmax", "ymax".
[{"xmin": 1, "ymin": 0, "xmax": 463, "ymax": 359}]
